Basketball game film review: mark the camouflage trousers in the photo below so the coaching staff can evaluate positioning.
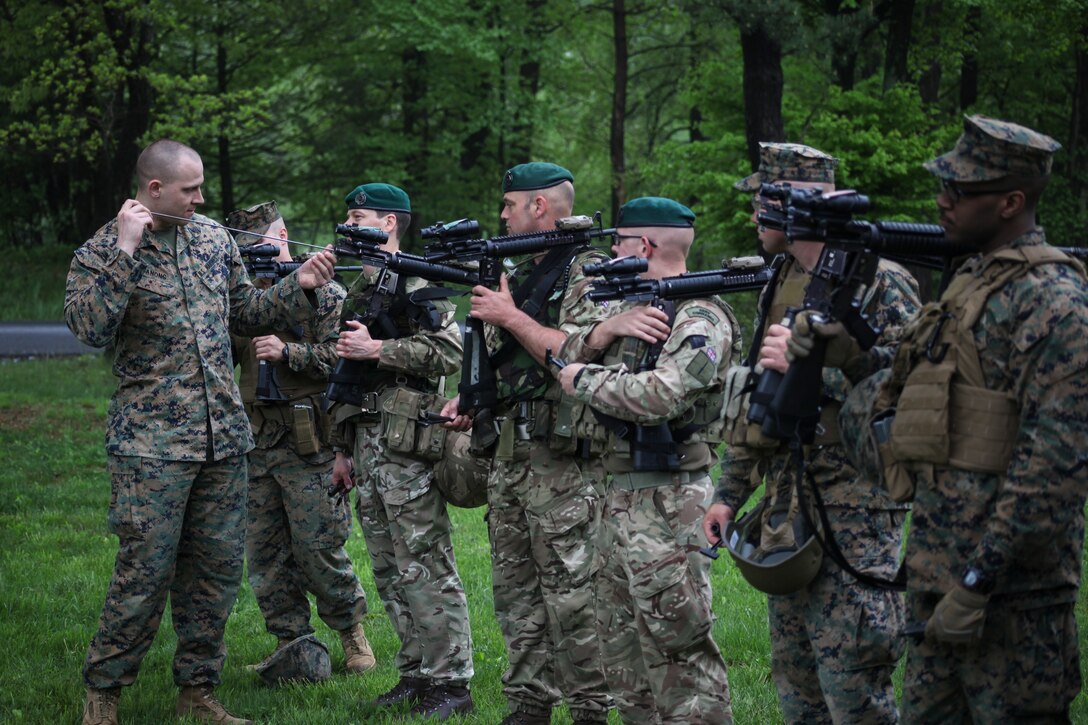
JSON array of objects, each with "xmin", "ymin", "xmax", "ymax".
[
  {"xmin": 596, "ymin": 472, "xmax": 732, "ymax": 725},
  {"xmin": 245, "ymin": 438, "xmax": 366, "ymax": 640},
  {"xmin": 902, "ymin": 592, "xmax": 1080, "ymax": 723},
  {"xmin": 488, "ymin": 437, "xmax": 610, "ymax": 722},
  {"xmin": 354, "ymin": 424, "xmax": 473, "ymax": 684},
  {"xmin": 83, "ymin": 454, "xmax": 247, "ymax": 689},
  {"xmin": 769, "ymin": 506, "xmax": 906, "ymax": 725}
]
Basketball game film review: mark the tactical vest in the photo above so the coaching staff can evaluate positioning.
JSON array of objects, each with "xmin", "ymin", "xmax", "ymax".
[
  {"xmin": 886, "ymin": 244, "xmax": 1084, "ymax": 474},
  {"xmin": 596, "ymin": 296, "xmax": 740, "ymax": 472},
  {"xmin": 239, "ymin": 326, "xmax": 327, "ymax": 406},
  {"xmin": 336, "ymin": 271, "xmax": 451, "ymax": 396},
  {"xmin": 727, "ymin": 257, "xmax": 842, "ymax": 448}
]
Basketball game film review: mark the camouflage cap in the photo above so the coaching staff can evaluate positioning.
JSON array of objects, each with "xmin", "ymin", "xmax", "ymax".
[
  {"xmin": 226, "ymin": 200, "xmax": 281, "ymax": 246},
  {"xmin": 616, "ymin": 196, "xmax": 695, "ymax": 228},
  {"xmin": 254, "ymin": 634, "xmax": 331, "ymax": 686},
  {"xmin": 344, "ymin": 183, "xmax": 411, "ymax": 213},
  {"xmin": 924, "ymin": 114, "xmax": 1061, "ymax": 182},
  {"xmin": 734, "ymin": 143, "xmax": 838, "ymax": 191},
  {"xmin": 502, "ymin": 162, "xmax": 574, "ymax": 192}
]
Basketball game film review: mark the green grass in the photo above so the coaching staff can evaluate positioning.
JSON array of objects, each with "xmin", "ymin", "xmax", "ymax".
[
  {"xmin": 0, "ymin": 245, "xmax": 75, "ymax": 321},
  {"xmin": 2, "ymin": 356, "xmax": 1086, "ymax": 723}
]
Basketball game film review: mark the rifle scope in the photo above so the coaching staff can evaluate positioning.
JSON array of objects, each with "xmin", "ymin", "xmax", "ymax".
[
  {"xmin": 420, "ymin": 218, "xmax": 481, "ymax": 241},
  {"xmin": 333, "ymin": 224, "xmax": 389, "ymax": 243},
  {"xmin": 760, "ymin": 182, "xmax": 871, "ymax": 215},
  {"xmin": 584, "ymin": 256, "xmax": 648, "ymax": 277}
]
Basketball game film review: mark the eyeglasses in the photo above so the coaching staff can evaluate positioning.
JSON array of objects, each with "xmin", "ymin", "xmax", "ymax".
[
  {"xmin": 939, "ymin": 179, "xmax": 1017, "ymax": 204},
  {"xmin": 614, "ymin": 233, "xmax": 657, "ymax": 248}
]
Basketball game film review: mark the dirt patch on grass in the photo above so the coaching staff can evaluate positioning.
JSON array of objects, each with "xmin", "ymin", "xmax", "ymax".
[{"xmin": 0, "ymin": 405, "xmax": 40, "ymax": 431}]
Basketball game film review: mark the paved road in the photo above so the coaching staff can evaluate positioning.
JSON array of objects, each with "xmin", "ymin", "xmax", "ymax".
[{"xmin": 0, "ymin": 321, "xmax": 103, "ymax": 358}]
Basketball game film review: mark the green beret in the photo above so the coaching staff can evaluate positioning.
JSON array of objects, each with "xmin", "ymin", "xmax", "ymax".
[
  {"xmin": 344, "ymin": 183, "xmax": 411, "ymax": 213},
  {"xmin": 924, "ymin": 114, "xmax": 1061, "ymax": 182},
  {"xmin": 616, "ymin": 197, "xmax": 695, "ymax": 228},
  {"xmin": 226, "ymin": 200, "xmax": 281, "ymax": 245},
  {"xmin": 734, "ymin": 143, "xmax": 837, "ymax": 191},
  {"xmin": 502, "ymin": 162, "xmax": 574, "ymax": 192}
]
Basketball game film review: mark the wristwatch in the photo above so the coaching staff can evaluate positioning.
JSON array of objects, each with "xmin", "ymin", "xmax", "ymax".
[
  {"xmin": 961, "ymin": 566, "xmax": 994, "ymax": 594},
  {"xmin": 281, "ymin": 344, "xmax": 290, "ymax": 363}
]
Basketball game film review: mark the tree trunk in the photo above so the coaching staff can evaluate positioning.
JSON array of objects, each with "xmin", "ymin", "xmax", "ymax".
[
  {"xmin": 1070, "ymin": 24, "xmax": 1088, "ymax": 217},
  {"xmin": 883, "ymin": 0, "xmax": 915, "ymax": 90},
  {"xmin": 402, "ymin": 47, "xmax": 427, "ymax": 243},
  {"xmin": 611, "ymin": 0, "xmax": 628, "ymax": 224},
  {"xmin": 917, "ymin": 1, "xmax": 943, "ymax": 104},
  {"xmin": 216, "ymin": 38, "xmax": 234, "ymax": 218},
  {"xmin": 739, "ymin": 23, "xmax": 784, "ymax": 171},
  {"xmin": 959, "ymin": 6, "xmax": 981, "ymax": 110}
]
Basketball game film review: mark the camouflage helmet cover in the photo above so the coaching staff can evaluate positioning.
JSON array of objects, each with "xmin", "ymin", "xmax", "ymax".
[
  {"xmin": 734, "ymin": 143, "xmax": 838, "ymax": 191},
  {"xmin": 433, "ymin": 429, "xmax": 489, "ymax": 508},
  {"xmin": 254, "ymin": 634, "xmax": 331, "ymax": 686}
]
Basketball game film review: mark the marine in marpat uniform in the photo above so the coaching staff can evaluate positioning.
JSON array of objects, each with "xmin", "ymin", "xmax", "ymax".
[
  {"xmin": 327, "ymin": 183, "xmax": 474, "ymax": 720},
  {"xmin": 226, "ymin": 201, "xmax": 369, "ymax": 684},
  {"xmin": 803, "ymin": 115, "xmax": 1088, "ymax": 722},
  {"xmin": 705, "ymin": 143, "xmax": 920, "ymax": 724},
  {"xmin": 558, "ymin": 197, "xmax": 736, "ymax": 724},
  {"xmin": 68, "ymin": 139, "xmax": 337, "ymax": 725}
]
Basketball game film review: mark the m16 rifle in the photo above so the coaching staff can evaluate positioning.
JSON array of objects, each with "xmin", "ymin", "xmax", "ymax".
[
  {"xmin": 421, "ymin": 214, "xmax": 617, "ymax": 415},
  {"xmin": 746, "ymin": 182, "xmax": 973, "ymax": 443},
  {"xmin": 582, "ymin": 255, "xmax": 771, "ymax": 472}
]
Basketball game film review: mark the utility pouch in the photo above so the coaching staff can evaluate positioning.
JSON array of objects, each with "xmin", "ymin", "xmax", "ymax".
[
  {"xmin": 380, "ymin": 387, "xmax": 448, "ymax": 462},
  {"xmin": 891, "ymin": 361, "xmax": 955, "ymax": 465},
  {"xmin": 469, "ymin": 408, "xmax": 499, "ymax": 456},
  {"xmin": 291, "ymin": 401, "xmax": 321, "ymax": 456}
]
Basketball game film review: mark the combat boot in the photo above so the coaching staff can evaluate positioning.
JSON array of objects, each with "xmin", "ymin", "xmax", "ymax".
[
  {"xmin": 175, "ymin": 685, "xmax": 252, "ymax": 724},
  {"xmin": 409, "ymin": 683, "xmax": 474, "ymax": 720},
  {"xmin": 244, "ymin": 637, "xmax": 292, "ymax": 671},
  {"xmin": 82, "ymin": 687, "xmax": 120, "ymax": 725},
  {"xmin": 498, "ymin": 708, "xmax": 551, "ymax": 725},
  {"xmin": 373, "ymin": 676, "xmax": 429, "ymax": 707},
  {"xmin": 338, "ymin": 622, "xmax": 376, "ymax": 673}
]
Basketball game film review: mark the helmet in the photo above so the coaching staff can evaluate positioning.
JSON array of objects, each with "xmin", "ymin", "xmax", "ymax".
[
  {"xmin": 433, "ymin": 429, "xmax": 490, "ymax": 508},
  {"xmin": 255, "ymin": 634, "xmax": 331, "ymax": 686},
  {"xmin": 838, "ymin": 368, "xmax": 891, "ymax": 486},
  {"xmin": 725, "ymin": 492, "xmax": 823, "ymax": 596}
]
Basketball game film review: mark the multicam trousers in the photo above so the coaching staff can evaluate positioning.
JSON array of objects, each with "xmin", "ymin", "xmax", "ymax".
[
  {"xmin": 487, "ymin": 437, "xmax": 611, "ymax": 723},
  {"xmin": 595, "ymin": 472, "xmax": 732, "ymax": 724},
  {"xmin": 354, "ymin": 424, "xmax": 474, "ymax": 684}
]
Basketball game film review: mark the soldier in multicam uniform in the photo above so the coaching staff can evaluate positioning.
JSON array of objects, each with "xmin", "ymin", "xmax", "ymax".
[
  {"xmin": 326, "ymin": 183, "xmax": 474, "ymax": 719},
  {"xmin": 557, "ymin": 197, "xmax": 736, "ymax": 724},
  {"xmin": 226, "ymin": 201, "xmax": 371, "ymax": 680},
  {"xmin": 67, "ymin": 140, "xmax": 338, "ymax": 725},
  {"xmin": 802, "ymin": 115, "xmax": 1088, "ymax": 722},
  {"xmin": 440, "ymin": 162, "xmax": 612, "ymax": 725},
  {"xmin": 703, "ymin": 143, "xmax": 920, "ymax": 724}
]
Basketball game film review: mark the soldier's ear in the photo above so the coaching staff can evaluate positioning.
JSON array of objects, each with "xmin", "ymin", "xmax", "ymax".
[
  {"xmin": 998, "ymin": 190, "xmax": 1026, "ymax": 220},
  {"xmin": 148, "ymin": 179, "xmax": 163, "ymax": 198}
]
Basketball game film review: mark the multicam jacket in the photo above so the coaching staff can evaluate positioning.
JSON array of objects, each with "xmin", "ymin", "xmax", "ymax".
[{"xmin": 65, "ymin": 213, "xmax": 318, "ymax": 461}]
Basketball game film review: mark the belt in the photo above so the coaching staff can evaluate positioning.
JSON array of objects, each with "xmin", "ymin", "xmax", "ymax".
[{"xmin": 610, "ymin": 470, "xmax": 694, "ymax": 491}]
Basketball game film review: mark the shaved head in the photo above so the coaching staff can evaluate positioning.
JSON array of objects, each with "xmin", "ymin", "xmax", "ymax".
[
  {"xmin": 540, "ymin": 180, "xmax": 575, "ymax": 218},
  {"xmin": 136, "ymin": 139, "xmax": 201, "ymax": 187}
]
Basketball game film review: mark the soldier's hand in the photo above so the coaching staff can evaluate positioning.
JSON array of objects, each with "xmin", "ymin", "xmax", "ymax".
[
  {"xmin": 598, "ymin": 306, "xmax": 672, "ymax": 345},
  {"xmin": 925, "ymin": 586, "xmax": 989, "ymax": 644},
  {"xmin": 558, "ymin": 362, "xmax": 587, "ymax": 396},
  {"xmin": 786, "ymin": 310, "xmax": 863, "ymax": 368},
  {"xmin": 296, "ymin": 245, "xmax": 337, "ymax": 289},
  {"xmin": 758, "ymin": 324, "xmax": 791, "ymax": 373},
  {"xmin": 337, "ymin": 319, "xmax": 382, "ymax": 360},
  {"xmin": 440, "ymin": 395, "xmax": 473, "ymax": 431},
  {"xmin": 703, "ymin": 503, "xmax": 735, "ymax": 546},
  {"xmin": 116, "ymin": 199, "xmax": 153, "ymax": 257},
  {"xmin": 331, "ymin": 452, "xmax": 355, "ymax": 492},
  {"xmin": 469, "ymin": 274, "xmax": 519, "ymax": 327},
  {"xmin": 252, "ymin": 334, "xmax": 286, "ymax": 362}
]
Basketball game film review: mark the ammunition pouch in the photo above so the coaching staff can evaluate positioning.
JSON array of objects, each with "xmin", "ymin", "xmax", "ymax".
[
  {"xmin": 290, "ymin": 400, "xmax": 322, "ymax": 456},
  {"xmin": 379, "ymin": 387, "xmax": 449, "ymax": 462},
  {"xmin": 544, "ymin": 396, "xmax": 609, "ymax": 458},
  {"xmin": 723, "ymin": 366, "xmax": 780, "ymax": 450},
  {"xmin": 469, "ymin": 408, "xmax": 500, "ymax": 456},
  {"xmin": 249, "ymin": 393, "xmax": 333, "ymax": 458}
]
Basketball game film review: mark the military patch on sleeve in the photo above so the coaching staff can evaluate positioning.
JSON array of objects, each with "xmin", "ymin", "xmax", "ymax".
[
  {"xmin": 686, "ymin": 306, "xmax": 720, "ymax": 325},
  {"xmin": 685, "ymin": 348, "xmax": 716, "ymax": 385}
]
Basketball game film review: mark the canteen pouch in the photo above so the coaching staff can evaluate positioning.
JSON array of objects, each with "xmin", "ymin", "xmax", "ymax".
[{"xmin": 291, "ymin": 401, "xmax": 321, "ymax": 456}]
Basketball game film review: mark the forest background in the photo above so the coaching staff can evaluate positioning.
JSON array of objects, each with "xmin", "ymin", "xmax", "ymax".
[{"xmin": 2, "ymin": 0, "xmax": 1087, "ymax": 274}]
